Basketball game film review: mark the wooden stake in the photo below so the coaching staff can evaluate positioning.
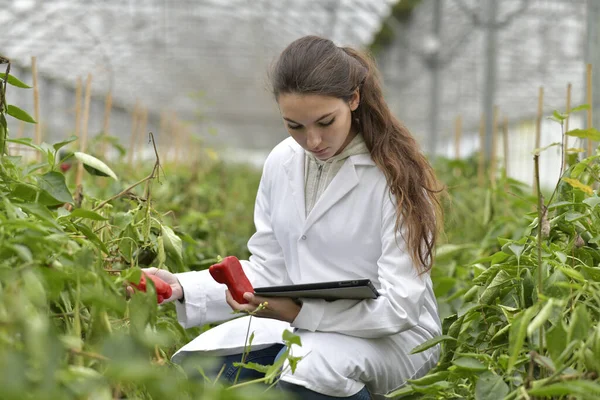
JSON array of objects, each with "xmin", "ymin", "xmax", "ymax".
[
  {"xmin": 478, "ymin": 114, "xmax": 485, "ymax": 188},
  {"xmin": 101, "ymin": 91, "xmax": 112, "ymax": 158},
  {"xmin": 564, "ymin": 83, "xmax": 572, "ymax": 170},
  {"xmin": 137, "ymin": 106, "xmax": 148, "ymax": 164},
  {"xmin": 158, "ymin": 111, "xmax": 168, "ymax": 160},
  {"xmin": 490, "ymin": 106, "xmax": 499, "ymax": 187},
  {"xmin": 75, "ymin": 74, "xmax": 93, "ymax": 192},
  {"xmin": 174, "ymin": 118, "xmax": 183, "ymax": 165},
  {"xmin": 502, "ymin": 116, "xmax": 509, "ymax": 177},
  {"xmin": 454, "ymin": 115, "xmax": 462, "ymax": 159},
  {"xmin": 535, "ymin": 86, "xmax": 544, "ymax": 151},
  {"xmin": 74, "ymin": 77, "xmax": 82, "ymax": 140},
  {"xmin": 586, "ymin": 64, "xmax": 593, "ymax": 157},
  {"xmin": 533, "ymin": 87, "xmax": 544, "ymax": 195},
  {"xmin": 128, "ymin": 100, "xmax": 140, "ymax": 167},
  {"xmin": 502, "ymin": 116, "xmax": 509, "ymax": 193},
  {"xmin": 15, "ymin": 121, "xmax": 25, "ymax": 156},
  {"xmin": 31, "ymin": 56, "xmax": 41, "ymax": 162}
]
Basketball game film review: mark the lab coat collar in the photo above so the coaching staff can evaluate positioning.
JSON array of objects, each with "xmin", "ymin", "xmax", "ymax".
[{"xmin": 282, "ymin": 139, "xmax": 376, "ymax": 230}]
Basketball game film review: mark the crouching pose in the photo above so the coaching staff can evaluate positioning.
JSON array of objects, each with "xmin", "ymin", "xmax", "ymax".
[{"xmin": 144, "ymin": 35, "xmax": 444, "ymax": 399}]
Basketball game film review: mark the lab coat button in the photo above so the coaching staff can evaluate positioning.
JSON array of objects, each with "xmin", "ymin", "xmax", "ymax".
[{"xmin": 301, "ymin": 235, "xmax": 307, "ymax": 240}]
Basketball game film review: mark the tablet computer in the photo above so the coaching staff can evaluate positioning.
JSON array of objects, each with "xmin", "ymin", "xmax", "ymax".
[{"xmin": 253, "ymin": 279, "xmax": 380, "ymax": 301}]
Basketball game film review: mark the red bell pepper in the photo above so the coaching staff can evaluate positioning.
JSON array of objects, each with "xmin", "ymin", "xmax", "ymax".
[
  {"xmin": 209, "ymin": 256, "xmax": 254, "ymax": 304},
  {"xmin": 131, "ymin": 273, "xmax": 173, "ymax": 304}
]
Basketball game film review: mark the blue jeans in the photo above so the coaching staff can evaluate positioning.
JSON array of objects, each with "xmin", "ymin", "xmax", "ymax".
[{"xmin": 216, "ymin": 344, "xmax": 371, "ymax": 400}]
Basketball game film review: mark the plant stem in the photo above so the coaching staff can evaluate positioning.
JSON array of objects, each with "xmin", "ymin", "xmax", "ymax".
[
  {"xmin": 93, "ymin": 133, "xmax": 161, "ymax": 212},
  {"xmin": 234, "ymin": 315, "xmax": 253, "ymax": 385},
  {"xmin": 534, "ymin": 154, "xmax": 546, "ymax": 357}
]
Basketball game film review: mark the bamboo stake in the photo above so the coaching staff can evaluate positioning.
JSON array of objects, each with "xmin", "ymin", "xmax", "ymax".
[
  {"xmin": 158, "ymin": 111, "xmax": 167, "ymax": 156},
  {"xmin": 586, "ymin": 64, "xmax": 593, "ymax": 157},
  {"xmin": 502, "ymin": 116, "xmax": 509, "ymax": 179},
  {"xmin": 502, "ymin": 116, "xmax": 510, "ymax": 196},
  {"xmin": 14, "ymin": 121, "xmax": 25, "ymax": 156},
  {"xmin": 137, "ymin": 106, "xmax": 148, "ymax": 164},
  {"xmin": 75, "ymin": 74, "xmax": 93, "ymax": 199},
  {"xmin": 490, "ymin": 106, "xmax": 499, "ymax": 187},
  {"xmin": 564, "ymin": 83, "xmax": 572, "ymax": 170},
  {"xmin": 31, "ymin": 56, "xmax": 41, "ymax": 162},
  {"xmin": 478, "ymin": 114, "xmax": 485, "ymax": 188},
  {"xmin": 101, "ymin": 91, "xmax": 112, "ymax": 158},
  {"xmin": 454, "ymin": 115, "xmax": 462, "ymax": 159},
  {"xmin": 174, "ymin": 118, "xmax": 183, "ymax": 165},
  {"xmin": 168, "ymin": 111, "xmax": 177, "ymax": 164},
  {"xmin": 128, "ymin": 100, "xmax": 140, "ymax": 167},
  {"xmin": 74, "ymin": 77, "xmax": 82, "ymax": 140},
  {"xmin": 534, "ymin": 86, "xmax": 544, "ymax": 195}
]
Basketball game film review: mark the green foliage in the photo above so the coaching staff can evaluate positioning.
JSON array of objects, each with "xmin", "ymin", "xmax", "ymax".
[{"xmin": 390, "ymin": 120, "xmax": 600, "ymax": 398}]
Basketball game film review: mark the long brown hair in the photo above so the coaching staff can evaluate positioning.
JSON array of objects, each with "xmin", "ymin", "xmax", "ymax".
[{"xmin": 270, "ymin": 35, "xmax": 443, "ymax": 274}]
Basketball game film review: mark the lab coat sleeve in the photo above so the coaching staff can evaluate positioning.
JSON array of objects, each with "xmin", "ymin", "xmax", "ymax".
[
  {"xmin": 174, "ymin": 158, "xmax": 290, "ymax": 329},
  {"xmin": 291, "ymin": 191, "xmax": 429, "ymax": 338}
]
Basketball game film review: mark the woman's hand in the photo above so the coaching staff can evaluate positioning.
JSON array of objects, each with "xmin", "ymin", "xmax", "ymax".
[
  {"xmin": 126, "ymin": 267, "xmax": 184, "ymax": 303},
  {"xmin": 225, "ymin": 290, "xmax": 301, "ymax": 323}
]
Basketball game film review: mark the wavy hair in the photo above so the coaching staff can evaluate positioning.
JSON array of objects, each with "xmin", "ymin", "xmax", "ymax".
[{"xmin": 270, "ymin": 35, "xmax": 443, "ymax": 274}]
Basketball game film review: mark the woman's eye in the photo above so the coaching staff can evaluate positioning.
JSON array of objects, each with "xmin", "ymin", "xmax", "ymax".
[
  {"xmin": 319, "ymin": 118, "xmax": 335, "ymax": 127},
  {"xmin": 287, "ymin": 124, "xmax": 302, "ymax": 130}
]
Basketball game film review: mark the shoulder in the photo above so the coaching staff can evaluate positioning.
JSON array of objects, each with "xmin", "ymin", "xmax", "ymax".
[{"xmin": 263, "ymin": 137, "xmax": 301, "ymax": 169}]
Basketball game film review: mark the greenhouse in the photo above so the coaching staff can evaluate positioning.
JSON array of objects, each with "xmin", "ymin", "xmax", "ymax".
[{"xmin": 1, "ymin": 0, "xmax": 600, "ymax": 399}]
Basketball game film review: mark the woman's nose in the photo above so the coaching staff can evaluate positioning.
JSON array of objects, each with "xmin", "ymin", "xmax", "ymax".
[{"xmin": 306, "ymin": 129, "xmax": 322, "ymax": 150}]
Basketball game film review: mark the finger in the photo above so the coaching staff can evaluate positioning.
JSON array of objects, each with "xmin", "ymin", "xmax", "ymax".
[
  {"xmin": 226, "ymin": 290, "xmax": 258, "ymax": 313},
  {"xmin": 142, "ymin": 267, "xmax": 158, "ymax": 275},
  {"xmin": 126, "ymin": 286, "xmax": 134, "ymax": 298}
]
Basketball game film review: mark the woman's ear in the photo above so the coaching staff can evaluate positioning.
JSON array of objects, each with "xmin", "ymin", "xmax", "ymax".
[{"xmin": 349, "ymin": 89, "xmax": 360, "ymax": 111}]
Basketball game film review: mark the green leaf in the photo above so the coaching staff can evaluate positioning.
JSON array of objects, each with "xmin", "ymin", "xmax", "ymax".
[
  {"xmin": 475, "ymin": 372, "xmax": 509, "ymax": 400},
  {"xmin": 566, "ymin": 128, "xmax": 600, "ymax": 141},
  {"xmin": 282, "ymin": 330, "xmax": 302, "ymax": 347},
  {"xmin": 568, "ymin": 304, "xmax": 590, "ymax": 343},
  {"xmin": 583, "ymin": 196, "xmax": 600, "ymax": 209},
  {"xmin": 72, "ymin": 152, "xmax": 118, "ymax": 180},
  {"xmin": 411, "ymin": 335, "xmax": 456, "ymax": 354},
  {"xmin": 407, "ymin": 371, "xmax": 450, "ymax": 386},
  {"xmin": 532, "ymin": 142, "xmax": 561, "ymax": 156},
  {"xmin": 76, "ymin": 222, "xmax": 109, "ymax": 255},
  {"xmin": 6, "ymin": 104, "xmax": 36, "ymax": 123},
  {"xmin": 508, "ymin": 305, "xmax": 539, "ymax": 373},
  {"xmin": 528, "ymin": 380, "xmax": 600, "ymax": 399},
  {"xmin": 452, "ymin": 357, "xmax": 488, "ymax": 372},
  {"xmin": 527, "ymin": 299, "xmax": 557, "ymax": 337},
  {"xmin": 557, "ymin": 265, "xmax": 586, "ymax": 282},
  {"xmin": 7, "ymin": 244, "xmax": 33, "ymax": 262},
  {"xmin": 551, "ymin": 110, "xmax": 567, "ymax": 121},
  {"xmin": 570, "ymin": 104, "xmax": 591, "ymax": 113},
  {"xmin": 64, "ymin": 209, "xmax": 108, "ymax": 221},
  {"xmin": 36, "ymin": 172, "xmax": 74, "ymax": 204},
  {"xmin": 53, "ymin": 136, "xmax": 77, "ymax": 151},
  {"xmin": 7, "ymin": 137, "xmax": 43, "ymax": 152},
  {"xmin": 161, "ymin": 225, "xmax": 183, "ymax": 268},
  {"xmin": 0, "ymin": 73, "xmax": 32, "ymax": 88},
  {"xmin": 232, "ymin": 361, "xmax": 270, "ymax": 374}
]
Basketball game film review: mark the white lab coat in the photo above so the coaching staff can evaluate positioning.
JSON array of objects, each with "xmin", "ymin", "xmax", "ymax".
[{"xmin": 172, "ymin": 137, "xmax": 442, "ymax": 398}]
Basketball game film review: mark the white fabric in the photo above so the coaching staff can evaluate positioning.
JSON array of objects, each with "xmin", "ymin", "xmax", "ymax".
[
  {"xmin": 304, "ymin": 132, "xmax": 369, "ymax": 215},
  {"xmin": 172, "ymin": 137, "xmax": 442, "ymax": 397}
]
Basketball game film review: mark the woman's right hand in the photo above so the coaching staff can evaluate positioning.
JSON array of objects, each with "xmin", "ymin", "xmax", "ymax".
[{"xmin": 126, "ymin": 268, "xmax": 184, "ymax": 303}]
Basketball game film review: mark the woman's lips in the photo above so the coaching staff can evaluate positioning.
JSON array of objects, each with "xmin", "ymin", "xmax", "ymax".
[{"xmin": 313, "ymin": 148, "xmax": 328, "ymax": 155}]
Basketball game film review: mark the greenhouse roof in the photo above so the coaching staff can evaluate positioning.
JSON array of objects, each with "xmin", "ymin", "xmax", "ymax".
[{"xmin": 1, "ymin": 0, "xmax": 396, "ymax": 126}]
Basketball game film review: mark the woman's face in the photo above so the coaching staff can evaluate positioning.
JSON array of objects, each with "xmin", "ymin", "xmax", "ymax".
[{"xmin": 278, "ymin": 92, "xmax": 359, "ymax": 160}]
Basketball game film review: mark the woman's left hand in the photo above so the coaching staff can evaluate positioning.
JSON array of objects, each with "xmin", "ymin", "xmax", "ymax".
[{"xmin": 225, "ymin": 290, "xmax": 301, "ymax": 323}]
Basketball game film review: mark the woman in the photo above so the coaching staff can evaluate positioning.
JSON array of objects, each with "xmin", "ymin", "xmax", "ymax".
[{"xmin": 144, "ymin": 35, "xmax": 443, "ymax": 399}]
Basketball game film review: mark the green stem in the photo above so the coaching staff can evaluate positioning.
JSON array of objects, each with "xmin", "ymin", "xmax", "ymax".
[
  {"xmin": 234, "ymin": 315, "xmax": 253, "ymax": 385},
  {"xmin": 533, "ymin": 154, "xmax": 546, "ymax": 358}
]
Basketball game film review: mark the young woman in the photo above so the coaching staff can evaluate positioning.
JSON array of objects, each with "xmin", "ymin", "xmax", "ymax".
[{"xmin": 143, "ymin": 35, "xmax": 443, "ymax": 399}]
